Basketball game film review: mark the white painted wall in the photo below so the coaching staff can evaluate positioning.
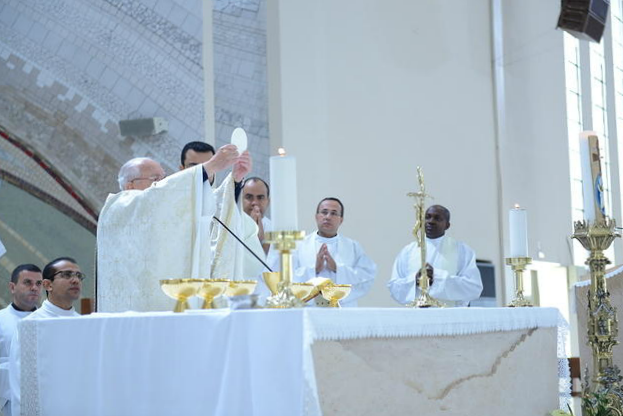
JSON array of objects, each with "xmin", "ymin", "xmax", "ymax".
[{"xmin": 267, "ymin": 0, "xmax": 503, "ymax": 306}]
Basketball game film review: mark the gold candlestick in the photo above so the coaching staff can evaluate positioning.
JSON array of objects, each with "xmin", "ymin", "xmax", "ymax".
[
  {"xmin": 506, "ymin": 257, "xmax": 533, "ymax": 307},
  {"xmin": 264, "ymin": 230, "xmax": 305, "ymax": 308},
  {"xmin": 572, "ymin": 218, "xmax": 623, "ymax": 412},
  {"xmin": 406, "ymin": 167, "xmax": 443, "ymax": 308}
]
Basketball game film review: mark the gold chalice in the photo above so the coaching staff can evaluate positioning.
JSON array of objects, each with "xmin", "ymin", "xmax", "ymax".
[
  {"xmin": 197, "ymin": 278, "xmax": 230, "ymax": 309},
  {"xmin": 160, "ymin": 278, "xmax": 204, "ymax": 312},
  {"xmin": 225, "ymin": 280, "xmax": 258, "ymax": 297},
  {"xmin": 320, "ymin": 284, "xmax": 352, "ymax": 308},
  {"xmin": 262, "ymin": 272, "xmax": 280, "ymax": 296},
  {"xmin": 291, "ymin": 282, "xmax": 317, "ymax": 303}
]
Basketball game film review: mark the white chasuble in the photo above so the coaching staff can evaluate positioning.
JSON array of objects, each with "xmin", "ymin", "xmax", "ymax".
[
  {"xmin": 291, "ymin": 233, "xmax": 377, "ymax": 307},
  {"xmin": 210, "ymin": 174, "xmax": 265, "ymax": 281},
  {"xmin": 387, "ymin": 236, "xmax": 483, "ymax": 307},
  {"xmin": 97, "ymin": 166, "xmax": 213, "ymax": 312}
]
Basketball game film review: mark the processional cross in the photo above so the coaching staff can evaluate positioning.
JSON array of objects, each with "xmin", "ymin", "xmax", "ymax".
[{"xmin": 406, "ymin": 167, "xmax": 444, "ymax": 308}]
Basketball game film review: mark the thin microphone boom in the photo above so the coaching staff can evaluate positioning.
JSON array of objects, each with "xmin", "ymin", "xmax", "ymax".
[{"xmin": 212, "ymin": 216, "xmax": 273, "ymax": 272}]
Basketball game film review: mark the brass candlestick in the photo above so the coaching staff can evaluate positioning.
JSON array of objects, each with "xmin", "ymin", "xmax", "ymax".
[
  {"xmin": 572, "ymin": 218, "xmax": 623, "ymax": 411},
  {"xmin": 407, "ymin": 167, "xmax": 443, "ymax": 308},
  {"xmin": 506, "ymin": 257, "xmax": 533, "ymax": 307},
  {"xmin": 264, "ymin": 230, "xmax": 305, "ymax": 308}
]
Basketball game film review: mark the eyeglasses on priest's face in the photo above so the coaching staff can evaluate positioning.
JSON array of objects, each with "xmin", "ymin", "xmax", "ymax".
[
  {"xmin": 51, "ymin": 270, "xmax": 86, "ymax": 281},
  {"xmin": 129, "ymin": 175, "xmax": 165, "ymax": 185}
]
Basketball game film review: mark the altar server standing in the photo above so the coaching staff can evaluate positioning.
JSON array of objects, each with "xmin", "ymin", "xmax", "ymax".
[
  {"xmin": 0, "ymin": 264, "xmax": 42, "ymax": 416},
  {"xmin": 292, "ymin": 197, "xmax": 377, "ymax": 307}
]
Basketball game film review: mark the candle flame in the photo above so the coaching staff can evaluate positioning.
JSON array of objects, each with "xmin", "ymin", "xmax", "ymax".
[
  {"xmin": 513, "ymin": 203, "xmax": 520, "ymax": 209},
  {"xmin": 278, "ymin": 147, "xmax": 286, "ymax": 156}
]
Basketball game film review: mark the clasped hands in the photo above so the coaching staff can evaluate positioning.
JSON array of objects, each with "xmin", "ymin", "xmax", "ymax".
[
  {"xmin": 316, "ymin": 244, "xmax": 336, "ymax": 274},
  {"xmin": 415, "ymin": 262, "xmax": 434, "ymax": 286}
]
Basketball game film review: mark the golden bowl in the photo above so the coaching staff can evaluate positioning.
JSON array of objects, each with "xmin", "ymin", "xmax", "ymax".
[
  {"xmin": 225, "ymin": 280, "xmax": 258, "ymax": 297},
  {"xmin": 262, "ymin": 272, "xmax": 280, "ymax": 295},
  {"xmin": 291, "ymin": 282, "xmax": 317, "ymax": 302},
  {"xmin": 197, "ymin": 278, "xmax": 230, "ymax": 309},
  {"xmin": 160, "ymin": 278, "xmax": 204, "ymax": 312},
  {"xmin": 320, "ymin": 284, "xmax": 352, "ymax": 308}
]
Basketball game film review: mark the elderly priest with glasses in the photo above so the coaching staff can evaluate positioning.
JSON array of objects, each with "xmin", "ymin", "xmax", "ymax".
[{"xmin": 97, "ymin": 144, "xmax": 253, "ymax": 312}]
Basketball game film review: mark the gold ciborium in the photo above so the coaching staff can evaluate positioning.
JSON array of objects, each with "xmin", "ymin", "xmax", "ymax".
[
  {"xmin": 197, "ymin": 278, "xmax": 230, "ymax": 309},
  {"xmin": 225, "ymin": 280, "xmax": 258, "ymax": 297},
  {"xmin": 321, "ymin": 284, "xmax": 352, "ymax": 308},
  {"xmin": 160, "ymin": 278, "xmax": 204, "ymax": 312},
  {"xmin": 291, "ymin": 282, "xmax": 317, "ymax": 303},
  {"xmin": 262, "ymin": 271, "xmax": 280, "ymax": 296}
]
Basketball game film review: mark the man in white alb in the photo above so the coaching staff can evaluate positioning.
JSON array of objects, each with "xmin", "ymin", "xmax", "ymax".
[
  {"xmin": 387, "ymin": 205, "xmax": 482, "ymax": 307},
  {"xmin": 9, "ymin": 257, "xmax": 83, "ymax": 416},
  {"xmin": 97, "ymin": 144, "xmax": 251, "ymax": 312},
  {"xmin": 292, "ymin": 197, "xmax": 377, "ymax": 307},
  {"xmin": 0, "ymin": 264, "xmax": 42, "ymax": 416},
  {"xmin": 241, "ymin": 177, "xmax": 272, "ymax": 254}
]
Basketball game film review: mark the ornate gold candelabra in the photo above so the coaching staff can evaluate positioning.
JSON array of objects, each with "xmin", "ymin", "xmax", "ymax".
[
  {"xmin": 264, "ymin": 230, "xmax": 305, "ymax": 308},
  {"xmin": 407, "ymin": 167, "xmax": 443, "ymax": 308},
  {"xmin": 572, "ymin": 217, "xmax": 623, "ymax": 412},
  {"xmin": 506, "ymin": 257, "xmax": 533, "ymax": 307}
]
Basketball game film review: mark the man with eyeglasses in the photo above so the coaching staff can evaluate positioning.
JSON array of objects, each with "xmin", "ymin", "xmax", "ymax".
[
  {"xmin": 290, "ymin": 197, "xmax": 377, "ymax": 307},
  {"xmin": 8, "ymin": 258, "xmax": 82, "ymax": 416},
  {"xmin": 387, "ymin": 205, "xmax": 482, "ymax": 307},
  {"xmin": 98, "ymin": 144, "xmax": 250, "ymax": 312},
  {"xmin": 0, "ymin": 264, "xmax": 42, "ymax": 416}
]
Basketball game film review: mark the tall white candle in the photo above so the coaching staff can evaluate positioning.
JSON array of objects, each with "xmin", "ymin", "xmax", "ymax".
[
  {"xmin": 269, "ymin": 148, "xmax": 298, "ymax": 231},
  {"xmin": 509, "ymin": 205, "xmax": 528, "ymax": 258},
  {"xmin": 579, "ymin": 132, "xmax": 596, "ymax": 222}
]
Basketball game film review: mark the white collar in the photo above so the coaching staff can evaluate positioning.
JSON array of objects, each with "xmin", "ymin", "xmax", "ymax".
[
  {"xmin": 315, "ymin": 232, "xmax": 339, "ymax": 244},
  {"xmin": 41, "ymin": 299, "xmax": 77, "ymax": 317}
]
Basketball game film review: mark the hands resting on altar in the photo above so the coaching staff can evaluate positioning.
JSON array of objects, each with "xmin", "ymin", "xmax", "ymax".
[
  {"xmin": 415, "ymin": 262, "xmax": 434, "ymax": 286},
  {"xmin": 316, "ymin": 243, "xmax": 337, "ymax": 274}
]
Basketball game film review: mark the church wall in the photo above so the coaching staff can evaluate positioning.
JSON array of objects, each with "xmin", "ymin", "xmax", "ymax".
[{"xmin": 267, "ymin": 0, "xmax": 501, "ymax": 306}]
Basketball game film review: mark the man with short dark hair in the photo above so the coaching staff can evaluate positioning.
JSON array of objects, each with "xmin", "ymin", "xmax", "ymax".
[
  {"xmin": 291, "ymin": 197, "xmax": 377, "ymax": 307},
  {"xmin": 241, "ymin": 177, "xmax": 271, "ymax": 254},
  {"xmin": 9, "ymin": 258, "xmax": 83, "ymax": 416},
  {"xmin": 387, "ymin": 205, "xmax": 483, "ymax": 307},
  {"xmin": 0, "ymin": 264, "xmax": 42, "ymax": 416}
]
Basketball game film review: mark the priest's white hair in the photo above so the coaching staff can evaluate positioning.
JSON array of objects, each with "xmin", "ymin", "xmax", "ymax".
[{"xmin": 118, "ymin": 157, "xmax": 153, "ymax": 191}]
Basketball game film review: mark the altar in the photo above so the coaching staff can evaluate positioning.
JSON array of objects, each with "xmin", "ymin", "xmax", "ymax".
[{"xmin": 18, "ymin": 307, "xmax": 562, "ymax": 416}]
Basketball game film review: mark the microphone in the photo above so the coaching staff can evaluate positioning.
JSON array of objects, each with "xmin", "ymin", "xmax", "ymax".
[{"xmin": 212, "ymin": 216, "xmax": 273, "ymax": 272}]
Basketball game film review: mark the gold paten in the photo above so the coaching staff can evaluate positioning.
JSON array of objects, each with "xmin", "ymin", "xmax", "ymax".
[
  {"xmin": 225, "ymin": 280, "xmax": 258, "ymax": 297},
  {"xmin": 320, "ymin": 283, "xmax": 352, "ymax": 308},
  {"xmin": 506, "ymin": 257, "xmax": 533, "ymax": 307},
  {"xmin": 197, "ymin": 278, "xmax": 230, "ymax": 309},
  {"xmin": 264, "ymin": 230, "xmax": 306, "ymax": 308},
  {"xmin": 572, "ymin": 218, "xmax": 623, "ymax": 412},
  {"xmin": 406, "ymin": 167, "xmax": 444, "ymax": 308},
  {"xmin": 159, "ymin": 278, "xmax": 204, "ymax": 312}
]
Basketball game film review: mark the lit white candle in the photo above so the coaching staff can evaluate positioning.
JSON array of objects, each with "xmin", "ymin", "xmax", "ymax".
[
  {"xmin": 579, "ymin": 131, "xmax": 596, "ymax": 222},
  {"xmin": 509, "ymin": 204, "xmax": 528, "ymax": 258},
  {"xmin": 269, "ymin": 148, "xmax": 298, "ymax": 231}
]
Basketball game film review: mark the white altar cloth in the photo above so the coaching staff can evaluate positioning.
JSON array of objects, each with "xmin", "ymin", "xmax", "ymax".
[{"xmin": 19, "ymin": 307, "xmax": 560, "ymax": 416}]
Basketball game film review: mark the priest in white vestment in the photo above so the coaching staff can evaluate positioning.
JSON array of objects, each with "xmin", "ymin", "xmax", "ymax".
[
  {"xmin": 291, "ymin": 198, "xmax": 377, "ymax": 307},
  {"xmin": 97, "ymin": 145, "xmax": 259, "ymax": 312},
  {"xmin": 387, "ymin": 205, "xmax": 482, "ymax": 307},
  {"xmin": 0, "ymin": 265, "xmax": 42, "ymax": 416},
  {"xmin": 9, "ymin": 258, "xmax": 82, "ymax": 416}
]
